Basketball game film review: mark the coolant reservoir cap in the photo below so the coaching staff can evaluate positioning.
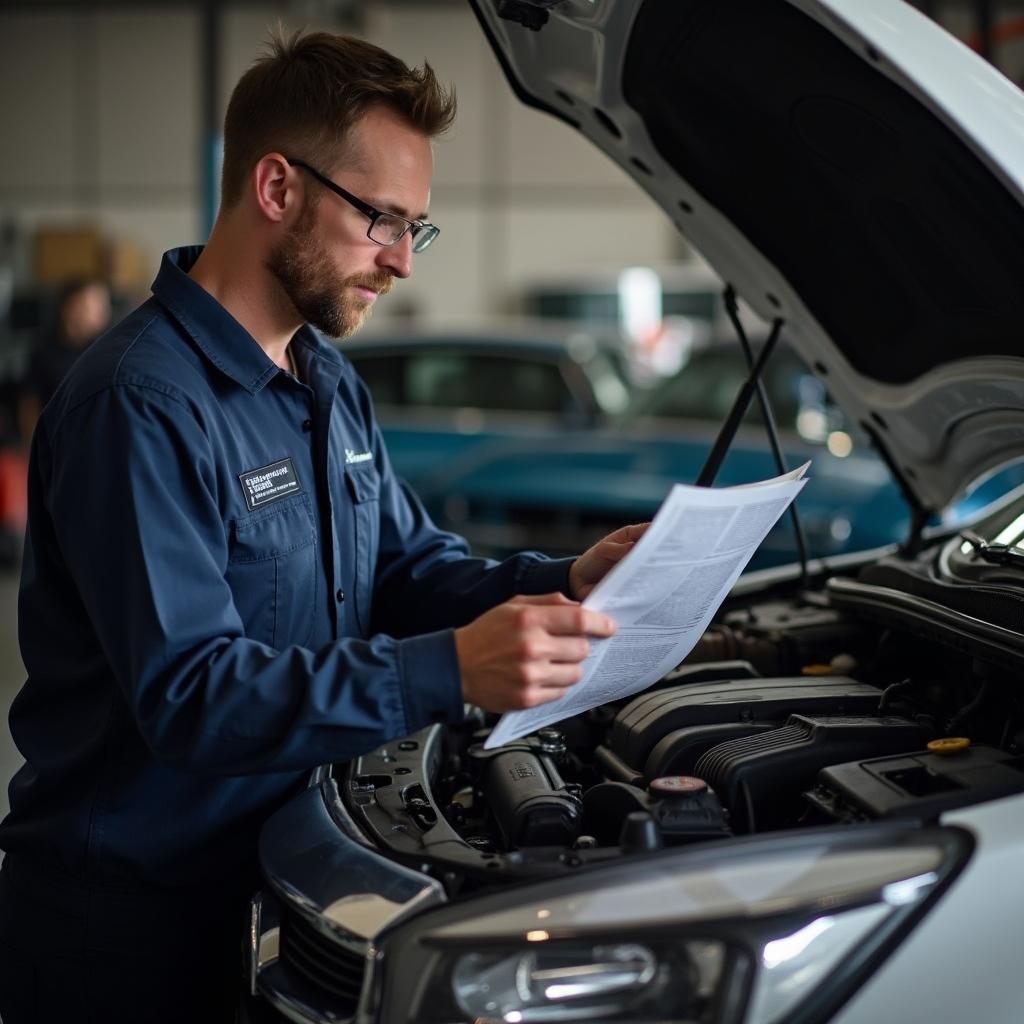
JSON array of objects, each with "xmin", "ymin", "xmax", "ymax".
[
  {"xmin": 649, "ymin": 776, "xmax": 708, "ymax": 795},
  {"xmin": 928, "ymin": 737, "xmax": 971, "ymax": 756},
  {"xmin": 801, "ymin": 663, "xmax": 834, "ymax": 676}
]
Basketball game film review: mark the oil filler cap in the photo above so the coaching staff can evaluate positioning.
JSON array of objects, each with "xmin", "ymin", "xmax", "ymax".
[
  {"xmin": 928, "ymin": 737, "xmax": 971, "ymax": 756},
  {"xmin": 649, "ymin": 776, "xmax": 708, "ymax": 795}
]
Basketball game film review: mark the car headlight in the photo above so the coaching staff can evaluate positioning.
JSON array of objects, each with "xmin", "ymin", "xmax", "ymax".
[
  {"xmin": 375, "ymin": 825, "xmax": 968, "ymax": 1024},
  {"xmin": 447, "ymin": 936, "xmax": 724, "ymax": 1022}
]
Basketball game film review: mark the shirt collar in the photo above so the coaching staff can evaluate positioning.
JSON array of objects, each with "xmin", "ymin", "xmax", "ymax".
[{"xmin": 150, "ymin": 246, "xmax": 344, "ymax": 395}]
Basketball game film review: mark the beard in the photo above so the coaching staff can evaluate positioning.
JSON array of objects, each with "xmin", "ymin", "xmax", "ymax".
[{"xmin": 266, "ymin": 200, "xmax": 393, "ymax": 340}]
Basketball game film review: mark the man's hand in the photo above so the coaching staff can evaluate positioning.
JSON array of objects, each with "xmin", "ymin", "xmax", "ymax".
[
  {"xmin": 455, "ymin": 593, "xmax": 616, "ymax": 712},
  {"xmin": 568, "ymin": 522, "xmax": 650, "ymax": 601}
]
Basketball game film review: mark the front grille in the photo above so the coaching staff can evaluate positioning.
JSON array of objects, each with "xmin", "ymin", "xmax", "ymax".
[{"xmin": 279, "ymin": 909, "xmax": 367, "ymax": 1010}]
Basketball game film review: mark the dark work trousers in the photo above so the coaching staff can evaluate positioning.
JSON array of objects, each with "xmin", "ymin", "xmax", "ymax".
[{"xmin": 0, "ymin": 857, "xmax": 254, "ymax": 1024}]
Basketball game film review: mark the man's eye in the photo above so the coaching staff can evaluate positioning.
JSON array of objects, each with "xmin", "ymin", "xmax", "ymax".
[{"xmin": 375, "ymin": 215, "xmax": 408, "ymax": 242}]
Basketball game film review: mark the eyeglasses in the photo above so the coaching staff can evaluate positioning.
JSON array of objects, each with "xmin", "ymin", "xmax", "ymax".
[{"xmin": 285, "ymin": 157, "xmax": 440, "ymax": 254}]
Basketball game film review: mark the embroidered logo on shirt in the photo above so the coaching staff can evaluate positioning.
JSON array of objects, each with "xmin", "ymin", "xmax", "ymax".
[
  {"xmin": 345, "ymin": 449, "xmax": 373, "ymax": 464},
  {"xmin": 238, "ymin": 458, "xmax": 302, "ymax": 511}
]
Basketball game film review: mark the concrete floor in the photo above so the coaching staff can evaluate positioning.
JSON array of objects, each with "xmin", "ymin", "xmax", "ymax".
[{"xmin": 0, "ymin": 567, "xmax": 24, "ymax": 824}]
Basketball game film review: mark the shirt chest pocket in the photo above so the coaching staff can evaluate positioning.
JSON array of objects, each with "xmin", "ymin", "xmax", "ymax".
[
  {"xmin": 225, "ymin": 494, "xmax": 317, "ymax": 649},
  {"xmin": 344, "ymin": 463, "xmax": 380, "ymax": 634}
]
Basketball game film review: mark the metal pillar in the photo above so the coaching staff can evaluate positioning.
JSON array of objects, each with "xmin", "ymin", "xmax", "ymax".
[
  {"xmin": 200, "ymin": 0, "xmax": 223, "ymax": 239},
  {"xmin": 975, "ymin": 0, "xmax": 994, "ymax": 63}
]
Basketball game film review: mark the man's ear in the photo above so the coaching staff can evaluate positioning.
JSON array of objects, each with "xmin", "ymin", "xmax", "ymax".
[{"xmin": 252, "ymin": 154, "xmax": 299, "ymax": 224}]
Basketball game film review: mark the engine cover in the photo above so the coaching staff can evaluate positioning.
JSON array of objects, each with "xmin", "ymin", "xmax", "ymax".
[
  {"xmin": 807, "ymin": 744, "xmax": 1024, "ymax": 823},
  {"xmin": 691, "ymin": 714, "xmax": 927, "ymax": 832},
  {"xmin": 608, "ymin": 676, "xmax": 885, "ymax": 776}
]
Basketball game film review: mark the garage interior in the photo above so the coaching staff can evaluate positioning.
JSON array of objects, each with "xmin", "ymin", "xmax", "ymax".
[
  {"xmin": 0, "ymin": 0, "xmax": 1015, "ymax": 814},
  {"xmin": 0, "ymin": 2, "xmax": 1022, "ymax": 1020}
]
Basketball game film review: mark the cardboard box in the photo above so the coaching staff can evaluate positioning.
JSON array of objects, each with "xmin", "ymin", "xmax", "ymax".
[
  {"xmin": 33, "ymin": 225, "xmax": 105, "ymax": 283},
  {"xmin": 105, "ymin": 236, "xmax": 151, "ymax": 293}
]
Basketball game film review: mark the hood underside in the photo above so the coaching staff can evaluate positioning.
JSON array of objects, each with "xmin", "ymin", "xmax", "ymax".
[{"xmin": 470, "ymin": 0, "xmax": 1024, "ymax": 514}]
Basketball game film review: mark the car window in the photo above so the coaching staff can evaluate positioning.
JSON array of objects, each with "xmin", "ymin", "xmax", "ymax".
[
  {"xmin": 527, "ymin": 287, "xmax": 720, "ymax": 332},
  {"xmin": 403, "ymin": 352, "xmax": 571, "ymax": 414},
  {"xmin": 627, "ymin": 347, "xmax": 839, "ymax": 435}
]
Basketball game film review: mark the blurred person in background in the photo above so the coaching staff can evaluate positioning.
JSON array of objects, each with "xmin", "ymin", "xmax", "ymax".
[
  {"xmin": 0, "ymin": 29, "xmax": 642, "ymax": 1024},
  {"xmin": 17, "ymin": 276, "xmax": 112, "ymax": 445}
]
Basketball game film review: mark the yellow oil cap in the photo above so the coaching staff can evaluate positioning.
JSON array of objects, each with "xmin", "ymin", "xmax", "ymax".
[
  {"xmin": 927, "ymin": 737, "xmax": 971, "ymax": 755},
  {"xmin": 801, "ymin": 664, "xmax": 833, "ymax": 676}
]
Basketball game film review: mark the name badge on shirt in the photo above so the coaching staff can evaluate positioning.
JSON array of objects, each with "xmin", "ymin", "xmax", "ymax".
[{"xmin": 238, "ymin": 458, "xmax": 302, "ymax": 512}]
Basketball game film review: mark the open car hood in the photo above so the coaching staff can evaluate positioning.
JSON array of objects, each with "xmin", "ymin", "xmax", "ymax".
[{"xmin": 468, "ymin": 0, "xmax": 1024, "ymax": 518}]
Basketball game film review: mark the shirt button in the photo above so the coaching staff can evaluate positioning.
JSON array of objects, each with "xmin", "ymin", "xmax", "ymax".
[
  {"xmin": 302, "ymin": 419, "xmax": 313, "ymax": 432},
  {"xmin": 336, "ymin": 588, "xmax": 346, "ymax": 603}
]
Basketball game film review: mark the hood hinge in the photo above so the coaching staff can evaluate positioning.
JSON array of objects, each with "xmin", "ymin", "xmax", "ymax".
[{"xmin": 496, "ymin": 0, "xmax": 566, "ymax": 31}]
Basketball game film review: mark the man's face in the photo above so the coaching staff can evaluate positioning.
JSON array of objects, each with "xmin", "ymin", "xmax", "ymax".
[{"xmin": 267, "ymin": 105, "xmax": 434, "ymax": 339}]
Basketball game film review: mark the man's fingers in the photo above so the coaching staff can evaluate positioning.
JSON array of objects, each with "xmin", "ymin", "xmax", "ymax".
[
  {"xmin": 623, "ymin": 522, "xmax": 650, "ymax": 542},
  {"xmin": 595, "ymin": 539, "xmax": 635, "ymax": 561},
  {"xmin": 533, "ymin": 662, "xmax": 585, "ymax": 689},
  {"xmin": 506, "ymin": 594, "xmax": 616, "ymax": 634},
  {"xmin": 534, "ymin": 605, "xmax": 616, "ymax": 637},
  {"xmin": 541, "ymin": 635, "xmax": 591, "ymax": 663},
  {"xmin": 603, "ymin": 522, "xmax": 650, "ymax": 545},
  {"xmin": 514, "ymin": 592, "xmax": 578, "ymax": 607}
]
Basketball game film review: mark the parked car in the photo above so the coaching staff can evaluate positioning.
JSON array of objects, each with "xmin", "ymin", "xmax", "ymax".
[
  {"xmin": 351, "ymin": 331, "xmax": 1015, "ymax": 567},
  {"xmin": 251, "ymin": 3, "xmax": 1024, "ymax": 1024},
  {"xmin": 347, "ymin": 322, "xmax": 633, "ymax": 422},
  {"xmin": 403, "ymin": 339, "xmax": 907, "ymax": 564}
]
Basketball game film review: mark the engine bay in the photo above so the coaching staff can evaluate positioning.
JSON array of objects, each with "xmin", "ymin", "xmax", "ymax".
[{"xmin": 337, "ymin": 531, "xmax": 1024, "ymax": 897}]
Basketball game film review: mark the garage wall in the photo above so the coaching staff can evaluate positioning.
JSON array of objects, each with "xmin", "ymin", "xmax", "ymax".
[
  {"xmin": 0, "ymin": 2, "xmax": 679, "ymax": 323},
  {"xmin": 0, "ymin": 9, "xmax": 200, "ymax": 278}
]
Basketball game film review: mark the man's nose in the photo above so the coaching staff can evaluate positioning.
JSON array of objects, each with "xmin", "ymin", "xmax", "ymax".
[{"xmin": 376, "ymin": 232, "xmax": 414, "ymax": 279}]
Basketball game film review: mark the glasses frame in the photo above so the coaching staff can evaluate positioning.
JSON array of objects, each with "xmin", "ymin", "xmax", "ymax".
[{"xmin": 285, "ymin": 157, "xmax": 439, "ymax": 254}]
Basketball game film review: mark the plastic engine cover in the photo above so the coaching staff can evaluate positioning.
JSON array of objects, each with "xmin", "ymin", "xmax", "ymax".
[{"xmin": 610, "ymin": 677, "xmax": 885, "ymax": 772}]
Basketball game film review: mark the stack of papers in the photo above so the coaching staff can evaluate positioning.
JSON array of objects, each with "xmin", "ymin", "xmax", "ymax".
[{"xmin": 484, "ymin": 463, "xmax": 809, "ymax": 749}]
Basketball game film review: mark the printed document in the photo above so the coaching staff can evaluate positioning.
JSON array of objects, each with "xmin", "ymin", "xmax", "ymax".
[{"xmin": 484, "ymin": 463, "xmax": 810, "ymax": 748}]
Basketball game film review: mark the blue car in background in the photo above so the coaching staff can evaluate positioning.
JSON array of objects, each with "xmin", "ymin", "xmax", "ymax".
[{"xmin": 345, "ymin": 327, "xmax": 1021, "ymax": 567}]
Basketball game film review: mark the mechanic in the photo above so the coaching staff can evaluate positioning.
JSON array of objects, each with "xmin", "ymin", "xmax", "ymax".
[{"xmin": 0, "ymin": 30, "xmax": 644, "ymax": 1024}]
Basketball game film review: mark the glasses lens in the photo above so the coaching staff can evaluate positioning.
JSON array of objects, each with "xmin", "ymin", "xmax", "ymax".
[
  {"xmin": 411, "ymin": 224, "xmax": 439, "ymax": 253},
  {"xmin": 368, "ymin": 214, "xmax": 409, "ymax": 246}
]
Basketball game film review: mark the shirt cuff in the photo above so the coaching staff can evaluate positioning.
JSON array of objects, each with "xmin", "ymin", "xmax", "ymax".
[
  {"xmin": 517, "ymin": 556, "xmax": 576, "ymax": 598},
  {"xmin": 396, "ymin": 629, "xmax": 465, "ymax": 734}
]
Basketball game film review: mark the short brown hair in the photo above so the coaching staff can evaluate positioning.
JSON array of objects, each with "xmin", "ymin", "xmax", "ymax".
[{"xmin": 220, "ymin": 29, "xmax": 456, "ymax": 207}]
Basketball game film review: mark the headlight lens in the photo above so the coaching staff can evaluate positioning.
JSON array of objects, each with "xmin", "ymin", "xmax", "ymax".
[
  {"xmin": 450, "ymin": 939, "xmax": 722, "ymax": 1022},
  {"xmin": 377, "ymin": 826, "xmax": 968, "ymax": 1024}
]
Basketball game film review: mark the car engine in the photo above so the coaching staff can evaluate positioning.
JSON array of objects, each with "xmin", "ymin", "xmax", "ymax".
[{"xmin": 336, "ymin": 525, "xmax": 1024, "ymax": 897}]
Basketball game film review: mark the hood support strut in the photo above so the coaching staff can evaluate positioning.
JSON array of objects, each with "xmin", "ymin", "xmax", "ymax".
[
  {"xmin": 695, "ymin": 300, "xmax": 782, "ymax": 488},
  {"xmin": 861, "ymin": 423, "xmax": 930, "ymax": 556},
  {"xmin": 696, "ymin": 291, "xmax": 809, "ymax": 587}
]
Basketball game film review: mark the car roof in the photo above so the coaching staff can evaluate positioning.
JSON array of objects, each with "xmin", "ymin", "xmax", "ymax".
[{"xmin": 341, "ymin": 320, "xmax": 630, "ymax": 359}]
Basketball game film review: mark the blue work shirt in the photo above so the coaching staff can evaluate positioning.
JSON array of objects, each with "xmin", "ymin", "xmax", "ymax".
[{"xmin": 0, "ymin": 246, "xmax": 572, "ymax": 889}]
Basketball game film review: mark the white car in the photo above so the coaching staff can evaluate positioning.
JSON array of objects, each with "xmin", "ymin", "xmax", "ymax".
[{"xmin": 249, "ymin": 2, "xmax": 1024, "ymax": 1022}]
